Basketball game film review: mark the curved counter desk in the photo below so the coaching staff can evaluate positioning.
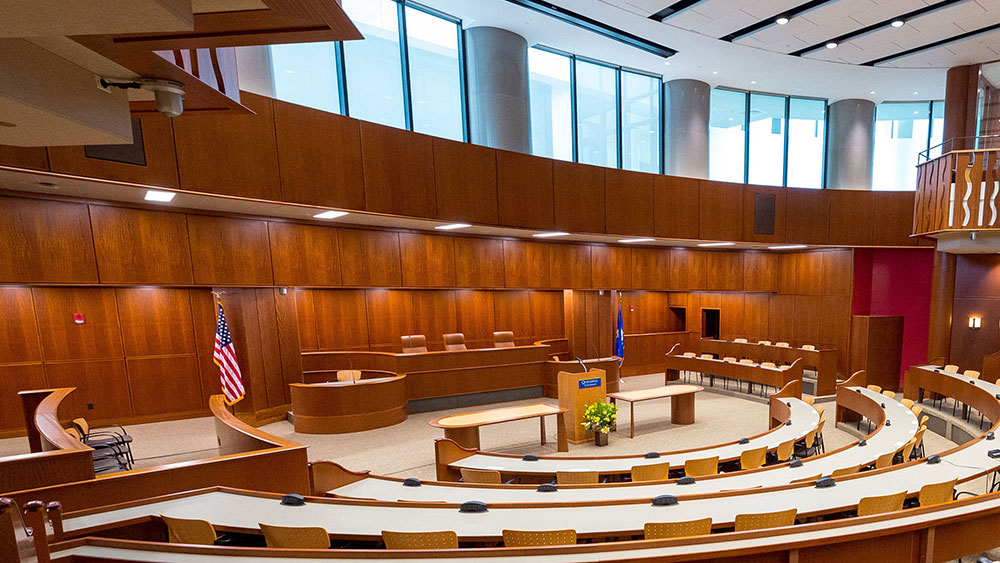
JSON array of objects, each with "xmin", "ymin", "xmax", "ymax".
[
  {"xmin": 698, "ymin": 339, "xmax": 839, "ymax": 395},
  {"xmin": 290, "ymin": 374, "xmax": 407, "ymax": 434}
]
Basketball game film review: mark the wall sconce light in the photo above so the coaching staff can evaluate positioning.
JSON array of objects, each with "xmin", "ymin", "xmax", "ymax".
[{"xmin": 969, "ymin": 316, "xmax": 982, "ymax": 330}]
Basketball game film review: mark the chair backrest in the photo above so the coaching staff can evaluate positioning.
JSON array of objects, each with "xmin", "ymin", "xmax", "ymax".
[
  {"xmin": 556, "ymin": 471, "xmax": 599, "ymax": 485},
  {"xmin": 900, "ymin": 398, "xmax": 914, "ymax": 409},
  {"xmin": 802, "ymin": 396, "xmax": 815, "ymax": 405},
  {"xmin": 815, "ymin": 417, "xmax": 826, "ymax": 437},
  {"xmin": 461, "ymin": 468, "xmax": 501, "ymax": 484},
  {"xmin": 734, "ymin": 508, "xmax": 797, "ymax": 531},
  {"xmin": 739, "ymin": 358, "xmax": 754, "ymax": 365},
  {"xmin": 492, "ymin": 331, "xmax": 515, "ymax": 348},
  {"xmin": 964, "ymin": 369, "xmax": 981, "ymax": 379},
  {"xmin": 918, "ymin": 479, "xmax": 957, "ymax": 507},
  {"xmin": 776, "ymin": 439, "xmax": 795, "ymax": 462},
  {"xmin": 644, "ymin": 518, "xmax": 712, "ymax": 539},
  {"xmin": 630, "ymin": 461, "xmax": 670, "ymax": 482},
  {"xmin": 882, "ymin": 390, "xmax": 896, "ymax": 399},
  {"xmin": 502, "ymin": 529, "xmax": 577, "ymax": 547},
  {"xmin": 699, "ymin": 353, "xmax": 713, "ymax": 359},
  {"xmin": 803, "ymin": 429, "xmax": 817, "ymax": 449},
  {"xmin": 761, "ymin": 362, "xmax": 777, "ymax": 368},
  {"xmin": 734, "ymin": 338, "xmax": 748, "ymax": 343},
  {"xmin": 900, "ymin": 437, "xmax": 916, "ymax": 461},
  {"xmin": 336, "ymin": 369, "xmax": 361, "ymax": 382},
  {"xmin": 801, "ymin": 344, "xmax": 816, "ymax": 351},
  {"xmin": 72, "ymin": 418, "xmax": 91, "ymax": 435},
  {"xmin": 911, "ymin": 406, "xmax": 923, "ymax": 419},
  {"xmin": 866, "ymin": 385, "xmax": 882, "ymax": 393},
  {"xmin": 913, "ymin": 425, "xmax": 927, "ymax": 449},
  {"xmin": 857, "ymin": 491, "xmax": 906, "ymax": 517},
  {"xmin": 401, "ymin": 335, "xmax": 428, "ymax": 353},
  {"xmin": 65, "ymin": 427, "xmax": 83, "ymax": 440},
  {"xmin": 775, "ymin": 342, "xmax": 790, "ymax": 347},
  {"xmin": 443, "ymin": 333, "xmax": 466, "ymax": 351},
  {"xmin": 160, "ymin": 514, "xmax": 217, "ymax": 545},
  {"xmin": 814, "ymin": 404, "xmax": 826, "ymax": 418},
  {"xmin": 919, "ymin": 415, "xmax": 928, "ymax": 426},
  {"xmin": 943, "ymin": 364, "xmax": 959, "ymax": 372},
  {"xmin": 259, "ymin": 523, "xmax": 330, "ymax": 549},
  {"xmin": 740, "ymin": 446, "xmax": 767, "ymax": 470},
  {"xmin": 874, "ymin": 450, "xmax": 897, "ymax": 469},
  {"xmin": 722, "ymin": 356, "xmax": 737, "ymax": 362},
  {"xmin": 757, "ymin": 340, "xmax": 772, "ymax": 345},
  {"xmin": 831, "ymin": 464, "xmax": 861, "ymax": 478},
  {"xmin": 682, "ymin": 352, "xmax": 697, "ymax": 357},
  {"xmin": 382, "ymin": 530, "xmax": 458, "ymax": 550},
  {"xmin": 684, "ymin": 456, "xmax": 719, "ymax": 477}
]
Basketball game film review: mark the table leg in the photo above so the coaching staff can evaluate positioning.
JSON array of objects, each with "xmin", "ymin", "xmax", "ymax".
[
  {"xmin": 630, "ymin": 401, "xmax": 635, "ymax": 438},
  {"xmin": 610, "ymin": 397, "xmax": 617, "ymax": 433},
  {"xmin": 443, "ymin": 427, "xmax": 481, "ymax": 450},
  {"xmin": 555, "ymin": 414, "xmax": 568, "ymax": 452},
  {"xmin": 540, "ymin": 416, "xmax": 547, "ymax": 446},
  {"xmin": 671, "ymin": 394, "xmax": 696, "ymax": 425}
]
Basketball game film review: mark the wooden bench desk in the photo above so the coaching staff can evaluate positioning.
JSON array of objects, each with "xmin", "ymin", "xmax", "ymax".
[
  {"xmin": 429, "ymin": 403, "xmax": 569, "ymax": 452},
  {"xmin": 607, "ymin": 384, "xmax": 703, "ymax": 438}
]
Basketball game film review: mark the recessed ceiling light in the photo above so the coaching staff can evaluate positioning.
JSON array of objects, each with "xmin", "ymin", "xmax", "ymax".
[
  {"xmin": 750, "ymin": 80, "xmax": 757, "ymax": 85},
  {"xmin": 825, "ymin": 42, "xmax": 838, "ymax": 49},
  {"xmin": 776, "ymin": 16, "xmax": 790, "ymax": 25},
  {"xmin": 619, "ymin": 238, "xmax": 655, "ymax": 243},
  {"xmin": 664, "ymin": 60, "xmax": 671, "ymax": 65},
  {"xmin": 313, "ymin": 210, "xmax": 348, "ymax": 219},
  {"xmin": 144, "ymin": 190, "xmax": 175, "ymax": 203},
  {"xmin": 768, "ymin": 244, "xmax": 808, "ymax": 250},
  {"xmin": 697, "ymin": 242, "xmax": 735, "ymax": 247},
  {"xmin": 712, "ymin": 70, "xmax": 718, "ymax": 74},
  {"xmin": 870, "ymin": 90, "xmax": 876, "ymax": 95},
  {"xmin": 532, "ymin": 231, "xmax": 569, "ymax": 238},
  {"xmin": 435, "ymin": 223, "xmax": 471, "ymax": 230},
  {"xmin": 890, "ymin": 19, "xmax": 905, "ymax": 28},
  {"xmin": 913, "ymin": 91, "xmax": 919, "ymax": 95}
]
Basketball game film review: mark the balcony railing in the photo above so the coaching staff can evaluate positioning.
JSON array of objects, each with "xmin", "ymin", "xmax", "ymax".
[{"xmin": 913, "ymin": 144, "xmax": 1000, "ymax": 236}]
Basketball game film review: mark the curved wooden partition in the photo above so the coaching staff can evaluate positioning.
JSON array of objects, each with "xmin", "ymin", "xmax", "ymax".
[
  {"xmin": 290, "ymin": 375, "xmax": 408, "ymax": 434},
  {"xmin": 209, "ymin": 395, "xmax": 304, "ymax": 455}
]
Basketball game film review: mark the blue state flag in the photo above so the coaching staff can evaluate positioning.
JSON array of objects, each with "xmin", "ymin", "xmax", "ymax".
[{"xmin": 614, "ymin": 300, "xmax": 625, "ymax": 367}]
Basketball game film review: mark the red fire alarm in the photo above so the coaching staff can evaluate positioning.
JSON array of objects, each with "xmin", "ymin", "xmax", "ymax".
[{"xmin": 72, "ymin": 313, "xmax": 85, "ymax": 324}]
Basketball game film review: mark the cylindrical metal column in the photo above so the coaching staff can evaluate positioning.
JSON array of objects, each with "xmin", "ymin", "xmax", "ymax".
[
  {"xmin": 464, "ymin": 26, "xmax": 531, "ymax": 153},
  {"xmin": 662, "ymin": 78, "xmax": 710, "ymax": 179},
  {"xmin": 825, "ymin": 98, "xmax": 875, "ymax": 190}
]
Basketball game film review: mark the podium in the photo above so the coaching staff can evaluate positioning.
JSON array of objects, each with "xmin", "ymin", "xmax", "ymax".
[{"xmin": 557, "ymin": 368, "xmax": 607, "ymax": 444}]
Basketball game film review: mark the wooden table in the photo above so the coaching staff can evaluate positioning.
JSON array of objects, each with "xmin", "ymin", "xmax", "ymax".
[
  {"xmin": 607, "ymin": 384, "xmax": 703, "ymax": 438},
  {"xmin": 429, "ymin": 403, "xmax": 569, "ymax": 452}
]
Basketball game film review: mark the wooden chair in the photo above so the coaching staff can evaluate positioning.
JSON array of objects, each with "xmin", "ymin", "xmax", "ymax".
[
  {"xmin": 734, "ymin": 338, "xmax": 748, "ymax": 343},
  {"xmin": 918, "ymin": 479, "xmax": 957, "ymax": 506},
  {"xmin": 761, "ymin": 362, "xmax": 777, "ymax": 368},
  {"xmin": 797, "ymin": 429, "xmax": 818, "ymax": 457},
  {"xmin": 161, "ymin": 514, "xmax": 218, "ymax": 545},
  {"xmin": 734, "ymin": 508, "xmax": 797, "ymax": 531},
  {"xmin": 443, "ymin": 333, "xmax": 466, "ymax": 351},
  {"xmin": 556, "ymin": 471, "xmax": 599, "ymax": 485},
  {"xmin": 814, "ymin": 418, "xmax": 826, "ymax": 453},
  {"xmin": 882, "ymin": 390, "xmax": 896, "ymax": 399},
  {"xmin": 644, "ymin": 518, "xmax": 712, "ymax": 539},
  {"xmin": 874, "ymin": 450, "xmax": 897, "ymax": 469},
  {"xmin": 492, "ymin": 331, "xmax": 515, "ymax": 348},
  {"xmin": 631, "ymin": 461, "xmax": 670, "ymax": 482},
  {"xmin": 900, "ymin": 398, "xmax": 914, "ymax": 409},
  {"xmin": 943, "ymin": 364, "xmax": 959, "ymax": 373},
  {"xmin": 964, "ymin": 369, "xmax": 980, "ymax": 379},
  {"xmin": 739, "ymin": 358, "xmax": 755, "ymax": 365},
  {"xmin": 857, "ymin": 491, "xmax": 906, "ymax": 516},
  {"xmin": 722, "ymin": 356, "xmax": 737, "ymax": 362},
  {"xmin": 802, "ymin": 396, "xmax": 815, "ymax": 405},
  {"xmin": 775, "ymin": 342, "xmax": 790, "ymax": 347},
  {"xmin": 699, "ymin": 353, "xmax": 714, "ymax": 359},
  {"xmin": 866, "ymin": 385, "xmax": 882, "ymax": 393},
  {"xmin": 801, "ymin": 344, "xmax": 816, "ymax": 351},
  {"xmin": 831, "ymin": 464, "xmax": 861, "ymax": 478},
  {"xmin": 682, "ymin": 352, "xmax": 697, "ymax": 357},
  {"xmin": 502, "ymin": 529, "xmax": 577, "ymax": 547},
  {"xmin": 740, "ymin": 446, "xmax": 767, "ymax": 470},
  {"xmin": 72, "ymin": 417, "xmax": 134, "ymax": 467},
  {"xmin": 814, "ymin": 404, "xmax": 825, "ymax": 418},
  {"xmin": 757, "ymin": 340, "xmax": 772, "ymax": 345},
  {"xmin": 899, "ymin": 437, "xmax": 917, "ymax": 462},
  {"xmin": 912, "ymin": 425, "xmax": 927, "ymax": 459},
  {"xmin": 911, "ymin": 405, "xmax": 923, "ymax": 420},
  {"xmin": 336, "ymin": 370, "xmax": 361, "ymax": 382},
  {"xmin": 775, "ymin": 439, "xmax": 796, "ymax": 462},
  {"xmin": 401, "ymin": 335, "xmax": 428, "ymax": 353},
  {"xmin": 259, "ymin": 523, "xmax": 330, "ymax": 548},
  {"xmin": 684, "ymin": 456, "xmax": 719, "ymax": 477},
  {"xmin": 461, "ymin": 468, "xmax": 501, "ymax": 484},
  {"xmin": 382, "ymin": 530, "xmax": 458, "ymax": 550}
]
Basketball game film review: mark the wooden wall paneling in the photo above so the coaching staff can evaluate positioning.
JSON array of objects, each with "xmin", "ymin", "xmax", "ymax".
[
  {"xmin": 190, "ymin": 289, "xmax": 220, "ymax": 355},
  {"xmin": 777, "ymin": 252, "xmax": 805, "ymax": 295},
  {"xmin": 563, "ymin": 289, "xmax": 587, "ymax": 356},
  {"xmin": 743, "ymin": 293, "xmax": 770, "ymax": 340},
  {"xmin": 704, "ymin": 251, "xmax": 743, "ymax": 291},
  {"xmin": 32, "ymin": 288, "xmax": 123, "ymax": 361},
  {"xmin": 197, "ymin": 353, "xmax": 221, "ymax": 408},
  {"xmin": 187, "ymin": 215, "xmax": 273, "ymax": 285},
  {"xmin": 548, "ymin": 243, "xmax": 592, "ymax": 289},
  {"xmin": 530, "ymin": 291, "xmax": 565, "ymax": 341},
  {"xmin": 605, "ymin": 169, "xmax": 654, "ymax": 236},
  {"xmin": 496, "ymin": 150, "xmax": 555, "ymax": 229},
  {"xmin": 454, "ymin": 290, "xmax": 495, "ymax": 349},
  {"xmin": 668, "ymin": 248, "xmax": 707, "ymax": 290},
  {"xmin": 432, "ymin": 137, "xmax": 499, "ymax": 225},
  {"xmin": 126, "ymin": 356, "xmax": 204, "ymax": 417},
  {"xmin": 872, "ymin": 192, "xmax": 918, "ymax": 246},
  {"xmin": 44, "ymin": 360, "xmax": 132, "ymax": 422},
  {"xmin": 47, "ymin": 114, "xmax": 180, "ymax": 187},
  {"xmin": 742, "ymin": 184, "xmax": 787, "ymax": 242},
  {"xmin": 822, "ymin": 250, "xmax": 854, "ymax": 295},
  {"xmin": 254, "ymin": 289, "xmax": 288, "ymax": 408},
  {"xmin": 698, "ymin": 180, "xmax": 744, "ymax": 241},
  {"xmin": 267, "ymin": 222, "xmax": 341, "ymax": 287},
  {"xmin": 667, "ymin": 292, "xmax": 687, "ymax": 307},
  {"xmin": 493, "ymin": 290, "xmax": 533, "ymax": 345},
  {"xmin": 630, "ymin": 248, "xmax": 670, "ymax": 290},
  {"xmin": 360, "ymin": 121, "xmax": 436, "ymax": 218},
  {"xmin": 365, "ymin": 289, "xmax": 414, "ymax": 352},
  {"xmin": 410, "ymin": 291, "xmax": 458, "ymax": 350},
  {"xmin": 273, "ymin": 288, "xmax": 304, "ymax": 394},
  {"xmin": 337, "ymin": 228, "xmax": 402, "ymax": 287},
  {"xmin": 822, "ymin": 294, "xmax": 853, "ymax": 372},
  {"xmin": 767, "ymin": 294, "xmax": 795, "ymax": 341},
  {"xmin": 0, "ymin": 364, "xmax": 46, "ymax": 430},
  {"xmin": 273, "ymin": 100, "xmax": 366, "ymax": 210},
  {"xmin": 311, "ymin": 289, "xmax": 369, "ymax": 351},
  {"xmin": 502, "ymin": 240, "xmax": 550, "ymax": 288},
  {"xmin": 89, "ymin": 206, "xmax": 194, "ymax": 284},
  {"xmin": 0, "ymin": 197, "xmax": 99, "ymax": 283},
  {"xmin": 453, "ymin": 237, "xmax": 504, "ymax": 288},
  {"xmin": 950, "ymin": 297, "xmax": 1000, "ymax": 371},
  {"xmin": 219, "ymin": 289, "xmax": 266, "ymax": 417},
  {"xmin": 591, "ymin": 245, "xmax": 631, "ymax": 289},
  {"xmin": 0, "ymin": 144, "xmax": 49, "ymax": 170},
  {"xmin": 954, "ymin": 254, "xmax": 1000, "ymax": 298},
  {"xmin": 792, "ymin": 295, "xmax": 825, "ymax": 345},
  {"xmin": 849, "ymin": 315, "xmax": 869, "ymax": 375},
  {"xmin": 720, "ymin": 293, "xmax": 746, "ymax": 340},
  {"xmin": 630, "ymin": 291, "xmax": 678, "ymax": 333},
  {"xmin": 743, "ymin": 251, "xmax": 778, "ymax": 293},
  {"xmin": 785, "ymin": 188, "xmax": 830, "ymax": 244},
  {"xmin": 0, "ymin": 287, "xmax": 42, "ymax": 364},
  {"xmin": 552, "ymin": 161, "xmax": 605, "ymax": 233},
  {"xmin": 828, "ymin": 190, "xmax": 874, "ymax": 246},
  {"xmin": 620, "ymin": 291, "xmax": 644, "ymax": 333},
  {"xmin": 653, "ymin": 175, "xmax": 699, "ymax": 239},
  {"xmin": 116, "ymin": 288, "xmax": 196, "ymax": 357},
  {"xmin": 173, "ymin": 92, "xmax": 281, "ymax": 200},
  {"xmin": 398, "ymin": 233, "xmax": 456, "ymax": 287},
  {"xmin": 293, "ymin": 289, "xmax": 318, "ymax": 352}
]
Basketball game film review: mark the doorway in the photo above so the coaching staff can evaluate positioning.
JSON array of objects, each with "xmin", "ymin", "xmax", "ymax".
[{"xmin": 702, "ymin": 309, "xmax": 720, "ymax": 340}]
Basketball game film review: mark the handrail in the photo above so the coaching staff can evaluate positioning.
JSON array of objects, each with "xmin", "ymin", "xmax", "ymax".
[
  {"xmin": 918, "ymin": 134, "xmax": 1000, "ymax": 163},
  {"xmin": 209, "ymin": 395, "xmax": 302, "ymax": 454},
  {"xmin": 33, "ymin": 388, "xmax": 91, "ymax": 453}
]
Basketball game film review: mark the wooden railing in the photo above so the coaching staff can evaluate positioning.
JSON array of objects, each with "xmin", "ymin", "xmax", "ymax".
[{"xmin": 914, "ymin": 148, "xmax": 1000, "ymax": 235}]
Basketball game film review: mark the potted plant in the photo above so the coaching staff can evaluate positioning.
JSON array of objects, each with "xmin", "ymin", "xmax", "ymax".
[{"xmin": 581, "ymin": 401, "xmax": 617, "ymax": 446}]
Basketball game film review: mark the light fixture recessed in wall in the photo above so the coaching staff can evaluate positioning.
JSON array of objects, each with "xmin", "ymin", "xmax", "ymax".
[
  {"xmin": 619, "ymin": 238, "xmax": 655, "ymax": 243},
  {"xmin": 697, "ymin": 242, "xmax": 735, "ymax": 247},
  {"xmin": 825, "ymin": 42, "xmax": 838, "ymax": 49},
  {"xmin": 532, "ymin": 231, "xmax": 569, "ymax": 238},
  {"xmin": 969, "ymin": 316, "xmax": 982, "ymax": 330},
  {"xmin": 144, "ymin": 190, "xmax": 176, "ymax": 203},
  {"xmin": 768, "ymin": 244, "xmax": 808, "ymax": 250},
  {"xmin": 435, "ymin": 223, "xmax": 471, "ymax": 230},
  {"xmin": 776, "ymin": 16, "xmax": 790, "ymax": 25},
  {"xmin": 312, "ymin": 210, "xmax": 348, "ymax": 219},
  {"xmin": 890, "ymin": 19, "xmax": 905, "ymax": 28}
]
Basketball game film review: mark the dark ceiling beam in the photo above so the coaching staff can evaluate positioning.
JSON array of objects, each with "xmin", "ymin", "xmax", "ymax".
[
  {"xmin": 862, "ymin": 21, "xmax": 1000, "ymax": 66},
  {"xmin": 648, "ymin": 0, "xmax": 706, "ymax": 22},
  {"xmin": 790, "ymin": 0, "xmax": 967, "ymax": 57},
  {"xmin": 719, "ymin": 0, "xmax": 836, "ymax": 43}
]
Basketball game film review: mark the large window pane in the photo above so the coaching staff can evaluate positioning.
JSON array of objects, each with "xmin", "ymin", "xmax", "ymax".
[
  {"xmin": 341, "ymin": 0, "xmax": 405, "ymax": 128},
  {"xmin": 270, "ymin": 42, "xmax": 341, "ymax": 114},
  {"xmin": 709, "ymin": 89, "xmax": 747, "ymax": 183},
  {"xmin": 621, "ymin": 71, "xmax": 660, "ymax": 173},
  {"xmin": 529, "ymin": 48, "xmax": 572, "ymax": 161},
  {"xmin": 405, "ymin": 7, "xmax": 463, "ymax": 141},
  {"xmin": 748, "ymin": 93, "xmax": 785, "ymax": 186},
  {"xmin": 872, "ymin": 102, "xmax": 930, "ymax": 191},
  {"xmin": 928, "ymin": 101, "xmax": 944, "ymax": 158},
  {"xmin": 786, "ymin": 97, "xmax": 825, "ymax": 189},
  {"xmin": 575, "ymin": 59, "xmax": 618, "ymax": 168}
]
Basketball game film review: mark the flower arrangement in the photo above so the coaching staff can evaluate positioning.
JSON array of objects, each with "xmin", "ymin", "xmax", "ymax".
[{"xmin": 581, "ymin": 401, "xmax": 617, "ymax": 434}]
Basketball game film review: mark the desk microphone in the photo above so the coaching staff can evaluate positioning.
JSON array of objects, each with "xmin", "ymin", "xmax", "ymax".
[
  {"xmin": 575, "ymin": 356, "xmax": 588, "ymax": 372},
  {"xmin": 348, "ymin": 358, "xmax": 356, "ymax": 384}
]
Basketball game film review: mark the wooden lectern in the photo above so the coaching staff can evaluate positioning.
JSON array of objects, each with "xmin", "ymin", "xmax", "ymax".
[{"xmin": 558, "ymin": 368, "xmax": 607, "ymax": 444}]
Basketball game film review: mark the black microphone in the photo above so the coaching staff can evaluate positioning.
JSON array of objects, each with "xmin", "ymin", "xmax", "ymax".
[{"xmin": 348, "ymin": 357, "xmax": 356, "ymax": 384}]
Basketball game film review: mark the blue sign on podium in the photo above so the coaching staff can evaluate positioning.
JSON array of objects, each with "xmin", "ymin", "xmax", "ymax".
[{"xmin": 578, "ymin": 377, "xmax": 602, "ymax": 389}]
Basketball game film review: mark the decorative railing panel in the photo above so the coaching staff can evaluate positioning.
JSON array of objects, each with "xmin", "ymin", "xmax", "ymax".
[{"xmin": 914, "ymin": 149, "xmax": 1000, "ymax": 235}]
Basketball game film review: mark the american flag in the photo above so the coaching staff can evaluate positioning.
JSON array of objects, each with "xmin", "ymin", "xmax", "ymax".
[{"xmin": 213, "ymin": 302, "xmax": 245, "ymax": 405}]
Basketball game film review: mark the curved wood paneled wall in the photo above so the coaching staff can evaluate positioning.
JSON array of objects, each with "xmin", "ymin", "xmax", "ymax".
[{"xmin": 290, "ymin": 376, "xmax": 408, "ymax": 434}]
